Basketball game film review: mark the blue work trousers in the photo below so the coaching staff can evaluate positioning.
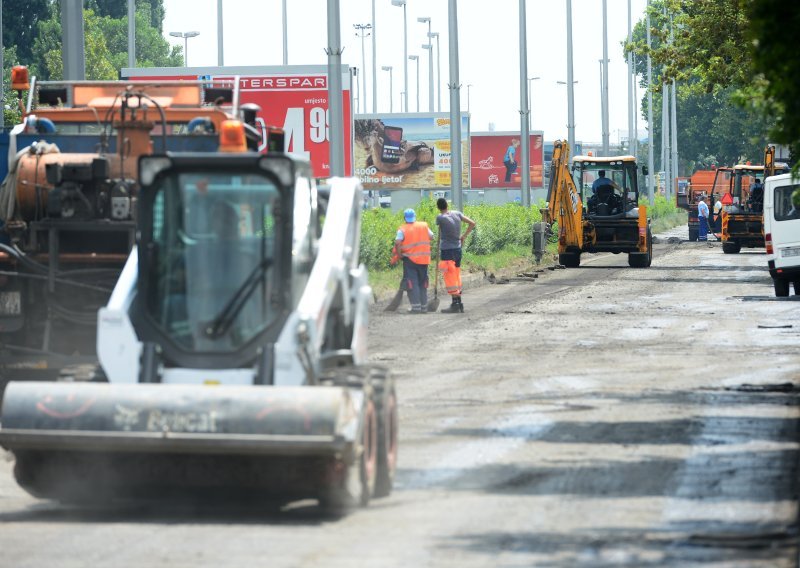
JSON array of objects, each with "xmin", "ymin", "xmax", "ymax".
[{"xmin": 402, "ymin": 258, "xmax": 429, "ymax": 310}]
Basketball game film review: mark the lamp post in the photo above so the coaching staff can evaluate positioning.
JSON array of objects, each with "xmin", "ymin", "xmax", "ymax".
[
  {"xmin": 391, "ymin": 0, "xmax": 408, "ymax": 116},
  {"xmin": 128, "ymin": 0, "xmax": 135, "ymax": 68},
  {"xmin": 646, "ymin": 0, "xmax": 655, "ymax": 204},
  {"xmin": 371, "ymin": 0, "xmax": 377, "ymax": 112},
  {"xmin": 527, "ymin": 76, "xmax": 540, "ymax": 131},
  {"xmin": 409, "ymin": 55, "xmax": 420, "ymax": 111},
  {"xmin": 382, "ymin": 66, "xmax": 394, "ymax": 112},
  {"xmin": 418, "ymin": 17, "xmax": 433, "ymax": 111},
  {"xmin": 519, "ymin": 0, "xmax": 530, "ymax": 208},
  {"xmin": 601, "ymin": 0, "xmax": 610, "ymax": 155},
  {"xmin": 169, "ymin": 31, "xmax": 200, "ymax": 67},
  {"xmin": 557, "ymin": 80, "xmax": 578, "ymax": 150},
  {"xmin": 282, "ymin": 0, "xmax": 288, "ymax": 64},
  {"xmin": 566, "ymin": 0, "xmax": 576, "ymax": 152},
  {"xmin": 421, "ymin": 42, "xmax": 433, "ymax": 111},
  {"xmin": 429, "ymin": 31, "xmax": 441, "ymax": 112},
  {"xmin": 466, "ymin": 83, "xmax": 472, "ymax": 113},
  {"xmin": 354, "ymin": 24, "xmax": 372, "ymax": 114}
]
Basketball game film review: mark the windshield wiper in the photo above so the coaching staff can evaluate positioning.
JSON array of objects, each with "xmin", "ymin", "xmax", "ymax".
[{"xmin": 204, "ymin": 257, "xmax": 273, "ymax": 338}]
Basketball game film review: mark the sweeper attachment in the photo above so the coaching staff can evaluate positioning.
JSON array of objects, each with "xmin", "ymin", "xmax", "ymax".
[{"xmin": 0, "ymin": 152, "xmax": 397, "ymax": 509}]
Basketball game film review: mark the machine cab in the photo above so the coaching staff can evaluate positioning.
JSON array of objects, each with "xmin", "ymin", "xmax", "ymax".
[
  {"xmin": 570, "ymin": 156, "xmax": 640, "ymax": 219},
  {"xmin": 133, "ymin": 153, "xmax": 304, "ymax": 371},
  {"xmin": 728, "ymin": 163, "xmax": 789, "ymax": 214}
]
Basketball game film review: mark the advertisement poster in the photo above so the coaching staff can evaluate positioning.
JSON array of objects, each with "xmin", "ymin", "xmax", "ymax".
[
  {"xmin": 122, "ymin": 66, "xmax": 353, "ymax": 178},
  {"xmin": 353, "ymin": 114, "xmax": 469, "ymax": 189},
  {"xmin": 470, "ymin": 132, "xmax": 544, "ymax": 189}
]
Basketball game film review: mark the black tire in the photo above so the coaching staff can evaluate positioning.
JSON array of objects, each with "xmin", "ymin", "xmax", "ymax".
[
  {"xmin": 774, "ymin": 278, "xmax": 790, "ymax": 297},
  {"xmin": 794, "ymin": 281, "xmax": 800, "ymax": 296},
  {"xmin": 317, "ymin": 368, "xmax": 379, "ymax": 510},
  {"xmin": 559, "ymin": 252, "xmax": 580, "ymax": 268},
  {"xmin": 688, "ymin": 227, "xmax": 698, "ymax": 242},
  {"xmin": 722, "ymin": 241, "xmax": 741, "ymax": 254},
  {"xmin": 628, "ymin": 228, "xmax": 652, "ymax": 268}
]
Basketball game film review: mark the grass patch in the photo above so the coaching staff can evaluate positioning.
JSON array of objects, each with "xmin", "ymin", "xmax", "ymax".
[{"xmin": 650, "ymin": 209, "xmax": 688, "ymax": 234}]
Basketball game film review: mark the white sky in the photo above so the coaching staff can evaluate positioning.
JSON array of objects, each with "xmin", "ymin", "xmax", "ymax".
[{"xmin": 161, "ymin": 0, "xmax": 649, "ymax": 145}]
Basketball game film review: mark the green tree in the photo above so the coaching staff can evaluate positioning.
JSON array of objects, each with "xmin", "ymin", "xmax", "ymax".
[
  {"xmin": 88, "ymin": 0, "xmax": 166, "ymax": 32},
  {"xmin": 745, "ymin": 0, "xmax": 800, "ymax": 164},
  {"xmin": 2, "ymin": 0, "xmax": 51, "ymax": 64}
]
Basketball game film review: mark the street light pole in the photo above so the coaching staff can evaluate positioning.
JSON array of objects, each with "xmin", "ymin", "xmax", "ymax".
[
  {"xmin": 601, "ymin": 0, "xmax": 610, "ymax": 155},
  {"xmin": 217, "ymin": 0, "xmax": 224, "ymax": 65},
  {"xmin": 646, "ymin": 0, "xmax": 655, "ymax": 204},
  {"xmin": 371, "ymin": 0, "xmax": 377, "ymax": 112},
  {"xmin": 326, "ymin": 0, "xmax": 345, "ymax": 176},
  {"xmin": 447, "ymin": 0, "xmax": 463, "ymax": 211},
  {"xmin": 467, "ymin": 83, "xmax": 472, "ymax": 114},
  {"xmin": 418, "ymin": 17, "xmax": 433, "ymax": 111},
  {"xmin": 282, "ymin": 0, "xmax": 288, "ymax": 65},
  {"xmin": 422, "ymin": 42, "xmax": 433, "ymax": 110},
  {"xmin": 519, "ymin": 0, "xmax": 530, "ymax": 208},
  {"xmin": 354, "ymin": 24, "xmax": 372, "ymax": 114},
  {"xmin": 169, "ymin": 31, "xmax": 200, "ymax": 67},
  {"xmin": 382, "ymin": 66, "xmax": 394, "ymax": 112},
  {"xmin": 566, "ymin": 0, "xmax": 575, "ymax": 152},
  {"xmin": 409, "ymin": 55, "xmax": 420, "ymax": 112},
  {"xmin": 527, "ymin": 76, "xmax": 540, "ymax": 131},
  {"xmin": 391, "ymin": 1, "xmax": 409, "ymax": 116},
  {"xmin": 627, "ymin": 0, "xmax": 634, "ymax": 156},
  {"xmin": 429, "ymin": 32, "xmax": 441, "ymax": 112}
]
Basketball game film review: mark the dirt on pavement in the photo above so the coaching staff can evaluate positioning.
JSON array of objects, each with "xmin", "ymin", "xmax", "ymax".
[{"xmin": 0, "ymin": 230, "xmax": 798, "ymax": 567}]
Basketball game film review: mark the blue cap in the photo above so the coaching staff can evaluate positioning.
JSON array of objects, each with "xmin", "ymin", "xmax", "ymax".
[{"xmin": 404, "ymin": 208, "xmax": 416, "ymax": 222}]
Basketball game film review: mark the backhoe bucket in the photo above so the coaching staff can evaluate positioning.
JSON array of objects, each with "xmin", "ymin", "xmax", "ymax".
[{"xmin": 0, "ymin": 381, "xmax": 365, "ymax": 503}]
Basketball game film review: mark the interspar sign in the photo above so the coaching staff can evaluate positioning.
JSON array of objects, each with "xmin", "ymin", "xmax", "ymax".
[
  {"xmin": 353, "ymin": 114, "xmax": 469, "ymax": 189},
  {"xmin": 470, "ymin": 132, "xmax": 544, "ymax": 189},
  {"xmin": 122, "ymin": 65, "xmax": 353, "ymax": 178}
]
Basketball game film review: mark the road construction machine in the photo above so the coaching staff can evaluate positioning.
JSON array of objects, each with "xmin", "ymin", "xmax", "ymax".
[
  {"xmin": 0, "ymin": 143, "xmax": 397, "ymax": 508},
  {"xmin": 0, "ymin": 68, "xmax": 276, "ymax": 390},
  {"xmin": 545, "ymin": 140, "xmax": 652, "ymax": 268},
  {"xmin": 677, "ymin": 169, "xmax": 729, "ymax": 242},
  {"xmin": 713, "ymin": 146, "xmax": 789, "ymax": 253}
]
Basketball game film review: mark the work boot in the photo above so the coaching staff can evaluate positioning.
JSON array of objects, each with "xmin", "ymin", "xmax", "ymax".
[{"xmin": 440, "ymin": 296, "xmax": 464, "ymax": 314}]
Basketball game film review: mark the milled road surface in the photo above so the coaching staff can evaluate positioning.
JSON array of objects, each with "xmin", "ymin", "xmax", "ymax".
[{"xmin": 1, "ymin": 230, "xmax": 799, "ymax": 567}]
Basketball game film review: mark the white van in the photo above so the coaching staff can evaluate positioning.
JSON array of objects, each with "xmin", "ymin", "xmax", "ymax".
[{"xmin": 764, "ymin": 173, "xmax": 800, "ymax": 296}]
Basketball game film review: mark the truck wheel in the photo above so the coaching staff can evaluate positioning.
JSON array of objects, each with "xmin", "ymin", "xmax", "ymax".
[
  {"xmin": 559, "ymin": 252, "xmax": 580, "ymax": 268},
  {"xmin": 628, "ymin": 230, "xmax": 652, "ymax": 268},
  {"xmin": 722, "ymin": 241, "xmax": 741, "ymax": 254},
  {"xmin": 318, "ymin": 371, "xmax": 378, "ymax": 510},
  {"xmin": 688, "ymin": 227, "xmax": 698, "ymax": 242},
  {"xmin": 774, "ymin": 278, "xmax": 790, "ymax": 297}
]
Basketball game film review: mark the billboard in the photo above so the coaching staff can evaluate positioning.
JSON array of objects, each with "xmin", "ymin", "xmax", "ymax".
[
  {"xmin": 353, "ymin": 114, "xmax": 469, "ymax": 189},
  {"xmin": 470, "ymin": 132, "xmax": 544, "ymax": 189},
  {"xmin": 122, "ymin": 65, "xmax": 353, "ymax": 178}
]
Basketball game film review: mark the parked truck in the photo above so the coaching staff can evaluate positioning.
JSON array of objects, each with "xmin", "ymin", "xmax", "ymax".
[{"xmin": 0, "ymin": 68, "xmax": 276, "ymax": 391}]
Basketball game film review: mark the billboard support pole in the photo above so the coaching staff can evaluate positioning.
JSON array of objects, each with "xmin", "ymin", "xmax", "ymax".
[
  {"xmin": 326, "ymin": 0, "xmax": 345, "ymax": 177},
  {"xmin": 448, "ymin": 0, "xmax": 463, "ymax": 211},
  {"xmin": 519, "ymin": 0, "xmax": 530, "ymax": 208}
]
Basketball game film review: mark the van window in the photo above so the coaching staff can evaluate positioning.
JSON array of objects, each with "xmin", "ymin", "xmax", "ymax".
[{"xmin": 773, "ymin": 184, "xmax": 800, "ymax": 222}]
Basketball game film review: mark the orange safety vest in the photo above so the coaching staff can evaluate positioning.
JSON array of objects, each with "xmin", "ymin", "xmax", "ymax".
[{"xmin": 398, "ymin": 221, "xmax": 431, "ymax": 265}]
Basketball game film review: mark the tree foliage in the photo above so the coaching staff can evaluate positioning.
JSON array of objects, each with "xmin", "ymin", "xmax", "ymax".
[
  {"xmin": 627, "ymin": 0, "xmax": 775, "ymax": 173},
  {"xmin": 2, "ymin": 0, "xmax": 51, "ymax": 64}
]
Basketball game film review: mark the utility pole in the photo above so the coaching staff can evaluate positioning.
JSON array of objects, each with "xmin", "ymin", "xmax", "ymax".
[
  {"xmin": 519, "ymin": 0, "xmax": 530, "ymax": 208},
  {"xmin": 61, "ymin": 0, "xmax": 86, "ymax": 80},
  {"xmin": 566, "ymin": 0, "xmax": 575, "ymax": 151},
  {"xmin": 282, "ymin": 0, "xmax": 289, "ymax": 65},
  {"xmin": 627, "ymin": 0, "xmax": 635, "ymax": 157},
  {"xmin": 669, "ymin": 12, "xmax": 678, "ymax": 191},
  {"xmin": 646, "ymin": 0, "xmax": 655, "ymax": 205},
  {"xmin": 128, "ymin": 0, "xmax": 135, "ymax": 69},
  {"xmin": 218, "ymin": 0, "xmax": 224, "ymax": 65},
  {"xmin": 391, "ymin": 1, "xmax": 408, "ymax": 115},
  {"xmin": 354, "ymin": 24, "xmax": 371, "ymax": 114},
  {"xmin": 447, "ymin": 0, "xmax": 463, "ymax": 211},
  {"xmin": 430, "ymin": 32, "xmax": 441, "ymax": 112},
  {"xmin": 326, "ymin": 0, "xmax": 345, "ymax": 176},
  {"xmin": 371, "ymin": 0, "xmax": 377, "ymax": 113},
  {"xmin": 601, "ymin": 0, "xmax": 610, "ymax": 155}
]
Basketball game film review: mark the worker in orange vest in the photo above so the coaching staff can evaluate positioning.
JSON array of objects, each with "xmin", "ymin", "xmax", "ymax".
[
  {"xmin": 436, "ymin": 197, "xmax": 476, "ymax": 313},
  {"xmin": 395, "ymin": 208, "xmax": 433, "ymax": 313}
]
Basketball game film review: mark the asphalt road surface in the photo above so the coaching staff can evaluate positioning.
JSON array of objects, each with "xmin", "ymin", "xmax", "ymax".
[{"xmin": 1, "ymin": 229, "xmax": 799, "ymax": 567}]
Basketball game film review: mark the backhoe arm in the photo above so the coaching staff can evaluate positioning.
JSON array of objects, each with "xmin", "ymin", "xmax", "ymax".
[
  {"xmin": 764, "ymin": 145, "xmax": 775, "ymax": 178},
  {"xmin": 546, "ymin": 140, "xmax": 584, "ymax": 252}
]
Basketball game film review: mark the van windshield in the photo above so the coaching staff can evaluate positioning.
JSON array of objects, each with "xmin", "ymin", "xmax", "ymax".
[{"xmin": 773, "ymin": 184, "xmax": 800, "ymax": 222}]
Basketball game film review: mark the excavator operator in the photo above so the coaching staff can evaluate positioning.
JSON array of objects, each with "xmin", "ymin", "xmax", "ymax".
[{"xmin": 588, "ymin": 184, "xmax": 622, "ymax": 216}]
